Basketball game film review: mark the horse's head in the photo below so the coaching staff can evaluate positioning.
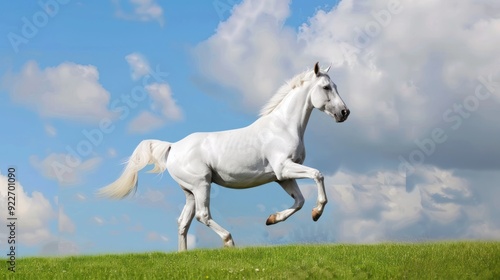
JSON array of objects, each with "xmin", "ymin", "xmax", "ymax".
[{"xmin": 309, "ymin": 62, "xmax": 350, "ymax": 123}]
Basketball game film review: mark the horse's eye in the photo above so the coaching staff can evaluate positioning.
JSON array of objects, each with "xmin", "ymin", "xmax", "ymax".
[{"xmin": 323, "ymin": 85, "xmax": 331, "ymax": 91}]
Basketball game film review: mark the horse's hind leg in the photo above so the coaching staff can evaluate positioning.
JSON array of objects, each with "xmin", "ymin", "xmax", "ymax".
[
  {"xmin": 193, "ymin": 182, "xmax": 235, "ymax": 248},
  {"xmin": 266, "ymin": 179, "xmax": 305, "ymax": 225},
  {"xmin": 178, "ymin": 187, "xmax": 195, "ymax": 252}
]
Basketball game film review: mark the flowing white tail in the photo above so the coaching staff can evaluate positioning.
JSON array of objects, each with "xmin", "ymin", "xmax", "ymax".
[{"xmin": 97, "ymin": 140, "xmax": 171, "ymax": 199}]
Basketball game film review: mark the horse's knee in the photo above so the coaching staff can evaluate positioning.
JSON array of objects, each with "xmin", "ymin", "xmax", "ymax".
[
  {"xmin": 195, "ymin": 210, "xmax": 209, "ymax": 224},
  {"xmin": 313, "ymin": 170, "xmax": 324, "ymax": 182}
]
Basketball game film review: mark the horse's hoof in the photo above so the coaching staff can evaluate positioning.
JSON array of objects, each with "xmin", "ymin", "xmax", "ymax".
[
  {"xmin": 223, "ymin": 234, "xmax": 235, "ymax": 247},
  {"xmin": 266, "ymin": 214, "xmax": 277, "ymax": 225},
  {"xmin": 312, "ymin": 209, "xmax": 322, "ymax": 221}
]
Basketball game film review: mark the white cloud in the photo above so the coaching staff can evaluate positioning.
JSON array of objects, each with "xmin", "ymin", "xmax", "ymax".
[
  {"xmin": 132, "ymin": 187, "xmax": 172, "ymax": 210},
  {"xmin": 137, "ymin": 188, "xmax": 165, "ymax": 203},
  {"xmin": 193, "ymin": 0, "xmax": 301, "ymax": 109},
  {"xmin": 123, "ymin": 52, "xmax": 182, "ymax": 134},
  {"xmin": 324, "ymin": 166, "xmax": 500, "ymax": 242},
  {"xmin": 93, "ymin": 216, "xmax": 105, "ymax": 225},
  {"xmin": 256, "ymin": 204, "xmax": 266, "ymax": 212},
  {"xmin": 187, "ymin": 233, "xmax": 196, "ymax": 250},
  {"xmin": 44, "ymin": 124, "xmax": 57, "ymax": 137},
  {"xmin": 125, "ymin": 52, "xmax": 151, "ymax": 80},
  {"xmin": 107, "ymin": 148, "xmax": 117, "ymax": 158},
  {"xmin": 58, "ymin": 240, "xmax": 80, "ymax": 255},
  {"xmin": 59, "ymin": 206, "xmax": 76, "ymax": 234},
  {"xmin": 127, "ymin": 83, "xmax": 183, "ymax": 134},
  {"xmin": 30, "ymin": 153, "xmax": 102, "ymax": 185},
  {"xmin": 240, "ymin": 166, "xmax": 499, "ymax": 245},
  {"xmin": 0, "ymin": 174, "xmax": 56, "ymax": 246},
  {"xmin": 127, "ymin": 111, "xmax": 165, "ymax": 134},
  {"xmin": 39, "ymin": 239, "xmax": 80, "ymax": 256},
  {"xmin": 75, "ymin": 193, "xmax": 87, "ymax": 201},
  {"xmin": 146, "ymin": 83, "xmax": 183, "ymax": 121},
  {"xmin": 3, "ymin": 61, "xmax": 116, "ymax": 123},
  {"xmin": 146, "ymin": 231, "xmax": 169, "ymax": 242},
  {"xmin": 113, "ymin": 0, "xmax": 164, "ymax": 26}
]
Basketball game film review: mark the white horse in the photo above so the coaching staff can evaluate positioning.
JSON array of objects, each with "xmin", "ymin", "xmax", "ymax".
[{"xmin": 98, "ymin": 62, "xmax": 350, "ymax": 251}]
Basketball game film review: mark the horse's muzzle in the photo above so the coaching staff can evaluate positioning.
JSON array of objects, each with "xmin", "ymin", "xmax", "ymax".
[{"xmin": 336, "ymin": 108, "xmax": 350, "ymax": 122}]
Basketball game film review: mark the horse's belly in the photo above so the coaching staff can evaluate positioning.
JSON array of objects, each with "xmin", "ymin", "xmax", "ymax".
[
  {"xmin": 211, "ymin": 169, "xmax": 277, "ymax": 188},
  {"xmin": 210, "ymin": 154, "xmax": 277, "ymax": 188}
]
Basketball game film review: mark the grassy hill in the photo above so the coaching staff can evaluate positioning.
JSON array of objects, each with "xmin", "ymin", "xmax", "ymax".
[{"xmin": 2, "ymin": 242, "xmax": 499, "ymax": 279}]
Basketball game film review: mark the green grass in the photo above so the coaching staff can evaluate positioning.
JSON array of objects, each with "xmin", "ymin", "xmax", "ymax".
[{"xmin": 2, "ymin": 242, "xmax": 500, "ymax": 279}]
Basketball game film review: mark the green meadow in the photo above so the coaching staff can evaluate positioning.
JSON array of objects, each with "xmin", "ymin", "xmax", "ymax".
[{"xmin": 3, "ymin": 242, "xmax": 499, "ymax": 279}]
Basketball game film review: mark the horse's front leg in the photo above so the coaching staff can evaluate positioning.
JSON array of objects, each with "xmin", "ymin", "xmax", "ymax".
[
  {"xmin": 266, "ymin": 179, "xmax": 305, "ymax": 225},
  {"xmin": 277, "ymin": 159, "xmax": 327, "ymax": 221}
]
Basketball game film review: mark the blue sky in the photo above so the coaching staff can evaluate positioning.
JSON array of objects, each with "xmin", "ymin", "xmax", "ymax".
[{"xmin": 1, "ymin": 0, "xmax": 499, "ymax": 256}]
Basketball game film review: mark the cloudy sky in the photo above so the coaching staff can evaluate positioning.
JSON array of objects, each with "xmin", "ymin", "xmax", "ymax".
[{"xmin": 1, "ymin": 0, "xmax": 499, "ymax": 256}]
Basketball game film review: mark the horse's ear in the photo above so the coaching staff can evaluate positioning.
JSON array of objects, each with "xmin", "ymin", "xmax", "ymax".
[
  {"xmin": 325, "ymin": 64, "xmax": 331, "ymax": 73},
  {"xmin": 314, "ymin": 62, "xmax": 320, "ymax": 76}
]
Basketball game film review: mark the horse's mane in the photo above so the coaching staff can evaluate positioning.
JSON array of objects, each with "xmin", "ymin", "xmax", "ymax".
[{"xmin": 259, "ymin": 69, "xmax": 316, "ymax": 117}]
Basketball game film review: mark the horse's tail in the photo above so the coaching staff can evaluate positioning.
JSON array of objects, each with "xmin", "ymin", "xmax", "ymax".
[{"xmin": 97, "ymin": 140, "xmax": 172, "ymax": 199}]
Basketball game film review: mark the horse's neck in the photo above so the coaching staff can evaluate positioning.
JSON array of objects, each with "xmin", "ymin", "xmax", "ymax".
[{"xmin": 269, "ymin": 86, "xmax": 313, "ymax": 139}]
